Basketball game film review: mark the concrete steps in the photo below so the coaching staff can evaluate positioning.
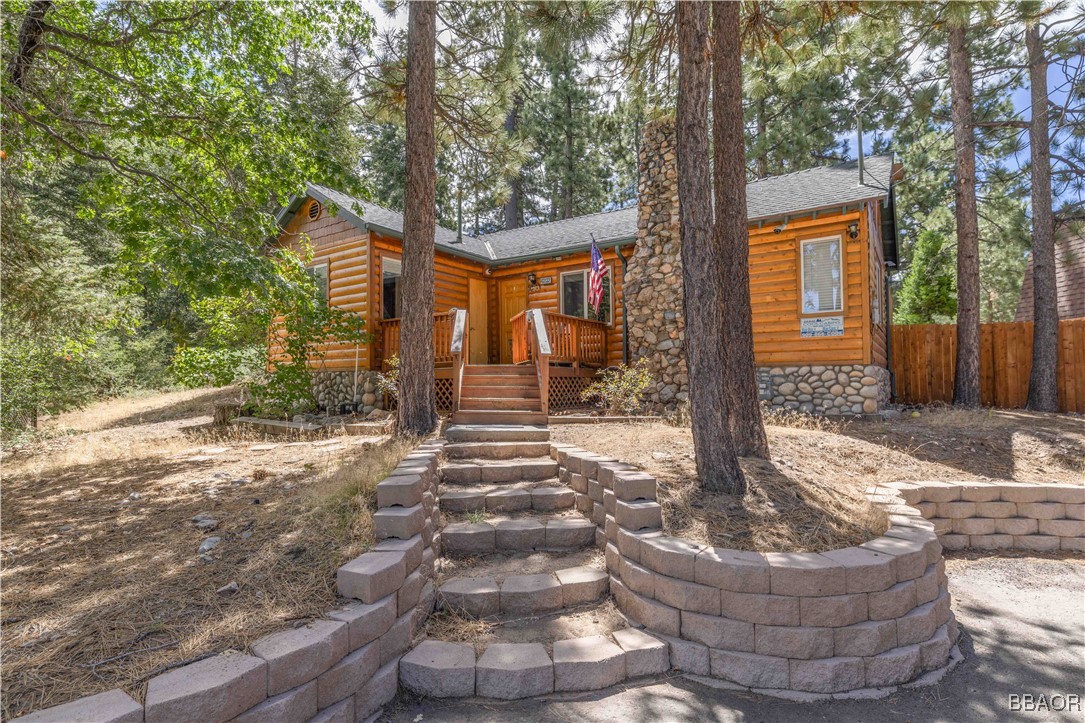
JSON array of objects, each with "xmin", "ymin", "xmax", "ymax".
[
  {"xmin": 442, "ymin": 514, "xmax": 596, "ymax": 555},
  {"xmin": 441, "ymin": 457, "xmax": 559, "ymax": 485},
  {"xmin": 441, "ymin": 482, "xmax": 574, "ymax": 514},
  {"xmin": 450, "ymin": 410, "xmax": 549, "ymax": 425},
  {"xmin": 444, "ymin": 440, "xmax": 552, "ymax": 460},
  {"xmin": 444, "ymin": 425, "xmax": 550, "ymax": 444},
  {"xmin": 437, "ymin": 564, "xmax": 608, "ymax": 618}
]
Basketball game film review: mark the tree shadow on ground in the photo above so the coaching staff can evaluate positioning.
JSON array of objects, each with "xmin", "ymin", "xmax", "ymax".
[{"xmin": 835, "ymin": 408, "xmax": 1085, "ymax": 483}]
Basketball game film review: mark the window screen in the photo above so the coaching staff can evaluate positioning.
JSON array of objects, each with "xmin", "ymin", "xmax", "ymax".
[
  {"xmin": 308, "ymin": 264, "xmax": 329, "ymax": 306},
  {"xmin": 382, "ymin": 258, "xmax": 401, "ymax": 319},
  {"xmin": 801, "ymin": 238, "xmax": 843, "ymax": 314}
]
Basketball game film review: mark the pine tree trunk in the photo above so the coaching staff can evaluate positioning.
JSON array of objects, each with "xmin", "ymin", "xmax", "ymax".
[
  {"xmin": 504, "ymin": 99, "xmax": 521, "ymax": 230},
  {"xmin": 676, "ymin": 0, "xmax": 746, "ymax": 495},
  {"xmin": 755, "ymin": 98, "xmax": 768, "ymax": 178},
  {"xmin": 1025, "ymin": 22, "xmax": 1059, "ymax": 412},
  {"xmin": 397, "ymin": 0, "xmax": 438, "ymax": 436},
  {"xmin": 948, "ymin": 22, "xmax": 981, "ymax": 408},
  {"xmin": 563, "ymin": 93, "xmax": 574, "ymax": 219},
  {"xmin": 712, "ymin": 1, "xmax": 769, "ymax": 459}
]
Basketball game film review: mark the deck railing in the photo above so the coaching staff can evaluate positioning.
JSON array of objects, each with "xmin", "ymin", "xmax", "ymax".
[
  {"xmin": 512, "ymin": 309, "xmax": 607, "ymax": 369},
  {"xmin": 380, "ymin": 311, "xmax": 457, "ymax": 369}
]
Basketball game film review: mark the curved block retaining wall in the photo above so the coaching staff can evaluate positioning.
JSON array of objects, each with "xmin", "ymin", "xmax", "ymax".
[
  {"xmin": 555, "ymin": 442, "xmax": 1071, "ymax": 694},
  {"xmin": 14, "ymin": 440, "xmax": 446, "ymax": 723}
]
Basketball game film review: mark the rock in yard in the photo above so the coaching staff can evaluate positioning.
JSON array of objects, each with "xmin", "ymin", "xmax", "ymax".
[
  {"xmin": 651, "ymin": 451, "xmax": 673, "ymax": 461},
  {"xmin": 192, "ymin": 514, "xmax": 218, "ymax": 531},
  {"xmin": 129, "ymin": 492, "xmax": 142, "ymax": 500},
  {"xmin": 198, "ymin": 537, "xmax": 221, "ymax": 554},
  {"xmin": 217, "ymin": 581, "xmax": 239, "ymax": 596}
]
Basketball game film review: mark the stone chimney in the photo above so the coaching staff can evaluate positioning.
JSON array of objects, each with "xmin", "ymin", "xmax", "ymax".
[{"xmin": 623, "ymin": 117, "xmax": 688, "ymax": 412}]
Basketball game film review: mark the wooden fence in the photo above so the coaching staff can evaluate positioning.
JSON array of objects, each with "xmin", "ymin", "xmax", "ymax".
[{"xmin": 890, "ymin": 318, "xmax": 1085, "ymax": 413}]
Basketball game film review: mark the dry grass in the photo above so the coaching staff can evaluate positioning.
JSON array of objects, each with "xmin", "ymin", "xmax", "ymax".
[
  {"xmin": 0, "ymin": 388, "xmax": 418, "ymax": 720},
  {"xmin": 554, "ymin": 407, "xmax": 1084, "ymax": 553}
]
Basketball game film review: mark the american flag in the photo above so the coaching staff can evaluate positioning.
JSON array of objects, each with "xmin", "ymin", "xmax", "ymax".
[{"xmin": 588, "ymin": 238, "xmax": 609, "ymax": 316}]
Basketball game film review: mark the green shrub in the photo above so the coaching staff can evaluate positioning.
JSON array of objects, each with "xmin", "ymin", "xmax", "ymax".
[
  {"xmin": 375, "ymin": 356, "xmax": 399, "ymax": 398},
  {"xmin": 581, "ymin": 360, "xmax": 653, "ymax": 415}
]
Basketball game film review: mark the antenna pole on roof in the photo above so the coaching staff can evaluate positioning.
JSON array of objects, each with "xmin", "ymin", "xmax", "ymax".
[{"xmin": 856, "ymin": 105, "xmax": 865, "ymax": 187}]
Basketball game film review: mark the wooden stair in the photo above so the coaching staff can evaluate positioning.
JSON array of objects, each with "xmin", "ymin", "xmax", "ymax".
[{"xmin": 452, "ymin": 365, "xmax": 546, "ymax": 425}]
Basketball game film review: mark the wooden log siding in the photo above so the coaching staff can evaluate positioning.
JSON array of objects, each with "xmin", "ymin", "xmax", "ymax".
[
  {"xmin": 368, "ymin": 232, "xmax": 489, "ymax": 370},
  {"xmin": 276, "ymin": 206, "xmax": 370, "ymax": 369},
  {"xmin": 891, "ymin": 318, "xmax": 1085, "ymax": 412},
  {"xmin": 748, "ymin": 210, "xmax": 870, "ymax": 365}
]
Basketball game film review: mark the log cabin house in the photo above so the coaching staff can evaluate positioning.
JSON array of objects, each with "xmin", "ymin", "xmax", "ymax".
[{"xmin": 275, "ymin": 119, "xmax": 901, "ymax": 422}]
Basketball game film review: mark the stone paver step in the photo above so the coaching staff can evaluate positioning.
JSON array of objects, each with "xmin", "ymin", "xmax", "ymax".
[
  {"xmin": 444, "ymin": 425, "xmax": 550, "ymax": 444},
  {"xmin": 442, "ymin": 516, "xmax": 596, "ymax": 555},
  {"xmin": 399, "ymin": 630, "xmax": 670, "ymax": 700},
  {"xmin": 441, "ymin": 458, "xmax": 559, "ymax": 485},
  {"xmin": 441, "ymin": 482, "xmax": 574, "ymax": 514},
  {"xmin": 445, "ymin": 441, "xmax": 552, "ymax": 460},
  {"xmin": 437, "ymin": 565, "xmax": 608, "ymax": 618}
]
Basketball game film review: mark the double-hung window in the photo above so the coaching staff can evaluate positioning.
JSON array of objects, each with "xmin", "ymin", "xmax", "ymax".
[
  {"xmin": 560, "ymin": 267, "xmax": 612, "ymax": 324},
  {"xmin": 800, "ymin": 237, "xmax": 844, "ymax": 314}
]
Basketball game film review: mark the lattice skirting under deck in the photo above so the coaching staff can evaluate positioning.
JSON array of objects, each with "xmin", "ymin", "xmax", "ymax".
[
  {"xmin": 383, "ymin": 378, "xmax": 454, "ymax": 413},
  {"xmin": 549, "ymin": 375, "xmax": 593, "ymax": 411}
]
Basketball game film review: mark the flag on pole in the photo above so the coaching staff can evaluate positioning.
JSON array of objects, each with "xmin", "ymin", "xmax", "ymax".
[{"xmin": 588, "ymin": 237, "xmax": 609, "ymax": 317}]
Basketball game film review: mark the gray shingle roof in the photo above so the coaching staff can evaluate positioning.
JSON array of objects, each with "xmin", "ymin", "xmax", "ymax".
[{"xmin": 290, "ymin": 154, "xmax": 896, "ymax": 266}]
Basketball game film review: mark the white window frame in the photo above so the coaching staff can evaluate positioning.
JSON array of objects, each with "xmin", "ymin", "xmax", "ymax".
[
  {"xmin": 559, "ymin": 266, "xmax": 614, "ymax": 326},
  {"xmin": 381, "ymin": 257, "xmax": 402, "ymax": 319},
  {"xmin": 308, "ymin": 262, "xmax": 329, "ymax": 305},
  {"xmin": 799, "ymin": 235, "xmax": 845, "ymax": 316}
]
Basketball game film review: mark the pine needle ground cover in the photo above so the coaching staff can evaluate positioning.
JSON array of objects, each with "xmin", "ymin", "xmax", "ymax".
[
  {"xmin": 553, "ymin": 409, "xmax": 1085, "ymax": 553},
  {"xmin": 0, "ymin": 390, "xmax": 415, "ymax": 720}
]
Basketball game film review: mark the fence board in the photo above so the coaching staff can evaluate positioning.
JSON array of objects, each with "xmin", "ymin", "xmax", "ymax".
[{"xmin": 891, "ymin": 318, "xmax": 1085, "ymax": 413}]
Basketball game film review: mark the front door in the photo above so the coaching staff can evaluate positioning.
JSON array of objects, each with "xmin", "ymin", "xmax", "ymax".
[
  {"xmin": 468, "ymin": 277, "xmax": 488, "ymax": 364},
  {"xmin": 498, "ymin": 278, "xmax": 528, "ymax": 363}
]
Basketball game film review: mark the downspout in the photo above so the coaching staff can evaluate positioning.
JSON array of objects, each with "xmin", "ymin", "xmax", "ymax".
[
  {"xmin": 885, "ymin": 262, "xmax": 895, "ymax": 402},
  {"xmin": 615, "ymin": 244, "xmax": 630, "ymax": 365}
]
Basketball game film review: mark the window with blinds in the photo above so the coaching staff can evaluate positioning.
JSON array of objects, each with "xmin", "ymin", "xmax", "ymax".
[{"xmin": 800, "ymin": 237, "xmax": 843, "ymax": 314}]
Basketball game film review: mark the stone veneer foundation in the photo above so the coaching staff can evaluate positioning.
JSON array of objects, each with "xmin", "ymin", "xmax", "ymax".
[
  {"xmin": 758, "ymin": 364, "xmax": 891, "ymax": 415},
  {"xmin": 311, "ymin": 370, "xmax": 385, "ymax": 413},
  {"xmin": 14, "ymin": 440, "xmax": 446, "ymax": 723}
]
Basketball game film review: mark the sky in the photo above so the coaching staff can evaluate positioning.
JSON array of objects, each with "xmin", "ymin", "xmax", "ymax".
[{"xmin": 362, "ymin": 1, "xmax": 1082, "ymax": 210}]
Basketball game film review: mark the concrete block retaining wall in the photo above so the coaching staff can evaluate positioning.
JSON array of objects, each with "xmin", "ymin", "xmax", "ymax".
[
  {"xmin": 552, "ymin": 443, "xmax": 1083, "ymax": 696},
  {"xmin": 15, "ymin": 440, "xmax": 445, "ymax": 723},
  {"xmin": 893, "ymin": 480, "xmax": 1084, "ymax": 553}
]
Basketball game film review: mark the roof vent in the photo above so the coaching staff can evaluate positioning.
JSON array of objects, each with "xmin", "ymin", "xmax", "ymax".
[{"xmin": 307, "ymin": 200, "xmax": 321, "ymax": 221}]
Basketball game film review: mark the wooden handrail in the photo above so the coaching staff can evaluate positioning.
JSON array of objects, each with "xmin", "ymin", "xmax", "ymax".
[
  {"xmin": 510, "ymin": 308, "xmax": 607, "ymax": 371},
  {"xmin": 381, "ymin": 311, "xmax": 457, "ymax": 369},
  {"xmin": 529, "ymin": 308, "xmax": 550, "ymax": 416},
  {"xmin": 450, "ymin": 308, "xmax": 467, "ymax": 413}
]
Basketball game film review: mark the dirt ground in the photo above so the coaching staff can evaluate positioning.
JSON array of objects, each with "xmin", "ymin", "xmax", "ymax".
[
  {"xmin": 0, "ymin": 388, "xmax": 414, "ymax": 720},
  {"xmin": 552, "ymin": 408, "xmax": 1085, "ymax": 552}
]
